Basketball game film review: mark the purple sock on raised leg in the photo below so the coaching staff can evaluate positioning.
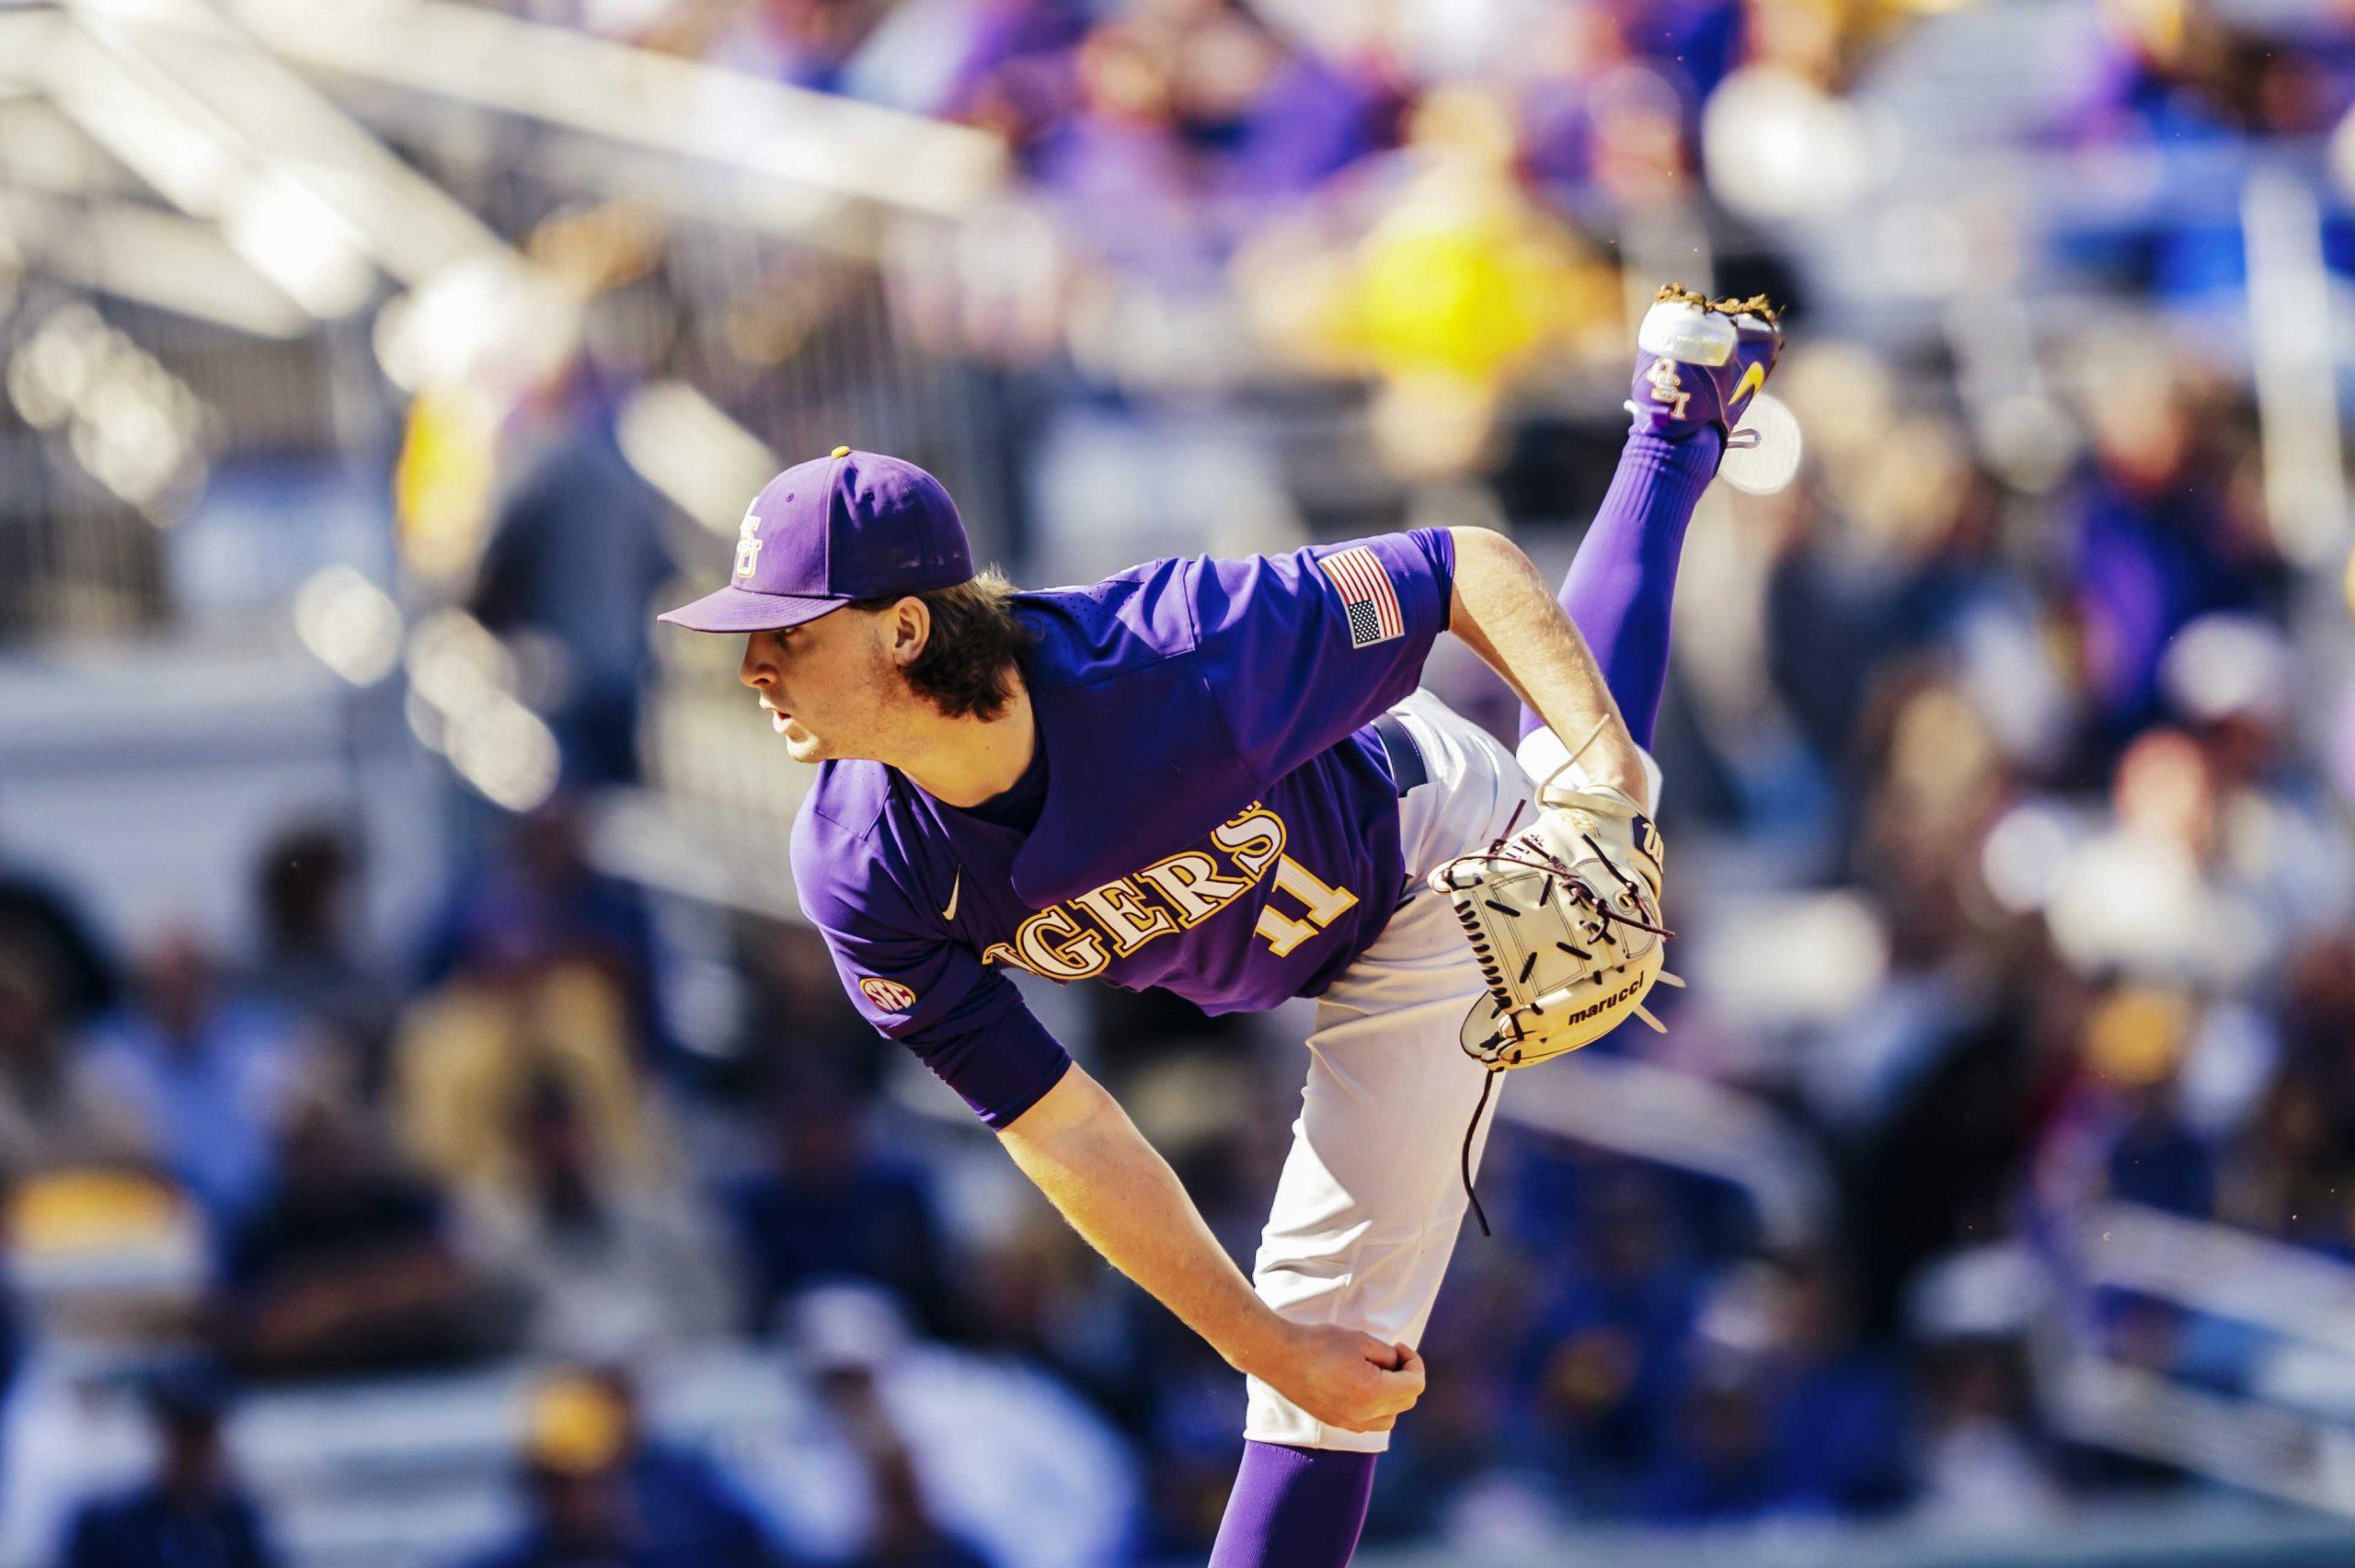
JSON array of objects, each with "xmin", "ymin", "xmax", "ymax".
[
  {"xmin": 1208, "ymin": 1441, "xmax": 1378, "ymax": 1568},
  {"xmin": 1522, "ymin": 427, "xmax": 1723, "ymax": 752}
]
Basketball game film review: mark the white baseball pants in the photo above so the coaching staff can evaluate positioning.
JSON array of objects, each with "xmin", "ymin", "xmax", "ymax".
[{"xmin": 1242, "ymin": 688, "xmax": 1538, "ymax": 1453}]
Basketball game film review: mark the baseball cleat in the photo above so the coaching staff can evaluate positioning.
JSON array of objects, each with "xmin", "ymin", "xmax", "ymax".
[{"xmin": 1626, "ymin": 282, "xmax": 1783, "ymax": 445}]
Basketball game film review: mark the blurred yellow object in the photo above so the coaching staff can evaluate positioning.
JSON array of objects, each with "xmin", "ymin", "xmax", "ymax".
[
  {"xmin": 2086, "ymin": 986, "xmax": 2192, "ymax": 1088},
  {"xmin": 1357, "ymin": 204, "xmax": 1560, "ymax": 383},
  {"xmin": 526, "ymin": 1372, "xmax": 630, "ymax": 1474},
  {"xmin": 1355, "ymin": 88, "xmax": 1609, "ymax": 383},
  {"xmin": 1234, "ymin": 81, "xmax": 1622, "ymax": 473},
  {"xmin": 2107, "ymin": 0, "xmax": 2188, "ymax": 60},
  {"xmin": 395, "ymin": 960, "xmax": 664, "ymax": 1194},
  {"xmin": 6, "ymin": 1168, "xmax": 186, "ymax": 1254},
  {"xmin": 395, "ymin": 384, "xmax": 500, "ymax": 582},
  {"xmin": 2342, "ymin": 543, "xmax": 2355, "ymax": 623}
]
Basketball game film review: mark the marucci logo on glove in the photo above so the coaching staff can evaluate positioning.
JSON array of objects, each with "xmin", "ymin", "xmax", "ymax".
[
  {"xmin": 1430, "ymin": 789, "xmax": 1672, "ymax": 1075},
  {"xmin": 1557, "ymin": 976, "xmax": 1647, "ymax": 1031},
  {"xmin": 1317, "ymin": 546, "xmax": 1402, "ymax": 648}
]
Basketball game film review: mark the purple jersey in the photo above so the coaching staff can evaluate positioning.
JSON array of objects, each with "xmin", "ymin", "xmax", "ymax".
[{"xmin": 791, "ymin": 529, "xmax": 1456, "ymax": 1127}]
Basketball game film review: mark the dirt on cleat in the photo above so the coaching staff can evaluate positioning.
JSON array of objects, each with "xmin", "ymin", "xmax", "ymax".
[{"xmin": 1651, "ymin": 281, "xmax": 1781, "ymax": 325}]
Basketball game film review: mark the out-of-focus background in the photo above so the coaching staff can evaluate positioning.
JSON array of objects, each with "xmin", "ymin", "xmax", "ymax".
[{"xmin": 1, "ymin": 0, "xmax": 2353, "ymax": 1562}]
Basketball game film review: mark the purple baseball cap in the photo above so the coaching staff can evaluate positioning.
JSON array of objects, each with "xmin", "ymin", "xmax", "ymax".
[{"xmin": 657, "ymin": 446, "xmax": 972, "ymax": 634}]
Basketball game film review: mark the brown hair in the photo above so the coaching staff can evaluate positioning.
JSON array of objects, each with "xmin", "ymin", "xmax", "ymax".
[{"xmin": 852, "ymin": 567, "xmax": 1035, "ymax": 721}]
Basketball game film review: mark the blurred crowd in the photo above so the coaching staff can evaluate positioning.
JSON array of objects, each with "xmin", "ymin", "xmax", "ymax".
[
  {"xmin": 1405, "ymin": 324, "xmax": 2355, "ymax": 1537},
  {"xmin": 5, "ymin": 0, "xmax": 2355, "ymax": 1562},
  {"xmin": 485, "ymin": 0, "xmax": 2355, "ymax": 459},
  {"xmin": 22, "ymin": 319, "xmax": 2355, "ymax": 1555},
  {"xmin": 0, "ymin": 802, "xmax": 1093, "ymax": 1563}
]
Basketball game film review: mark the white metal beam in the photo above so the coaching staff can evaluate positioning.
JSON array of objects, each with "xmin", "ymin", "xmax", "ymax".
[
  {"xmin": 216, "ymin": 0, "xmax": 1006, "ymax": 221},
  {"xmin": 63, "ymin": 0, "xmax": 507, "ymax": 288},
  {"xmin": 0, "ymin": 187, "xmax": 310, "ymax": 334}
]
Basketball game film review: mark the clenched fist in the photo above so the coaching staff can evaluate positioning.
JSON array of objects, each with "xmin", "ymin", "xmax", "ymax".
[{"xmin": 1259, "ymin": 1322, "xmax": 1426, "ymax": 1433}]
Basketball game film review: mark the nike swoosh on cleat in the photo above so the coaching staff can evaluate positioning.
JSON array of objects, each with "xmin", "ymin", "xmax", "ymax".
[
  {"xmin": 1731, "ymin": 361, "xmax": 1766, "ymax": 411},
  {"xmin": 940, "ymin": 870, "xmax": 960, "ymax": 922}
]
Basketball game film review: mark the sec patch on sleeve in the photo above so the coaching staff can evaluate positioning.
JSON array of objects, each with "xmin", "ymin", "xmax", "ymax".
[
  {"xmin": 858, "ymin": 976, "xmax": 919, "ymax": 1012},
  {"xmin": 1317, "ymin": 545, "xmax": 1403, "ymax": 649}
]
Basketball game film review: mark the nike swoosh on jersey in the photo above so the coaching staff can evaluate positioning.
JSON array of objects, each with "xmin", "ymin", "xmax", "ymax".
[{"xmin": 940, "ymin": 870, "xmax": 960, "ymax": 922}]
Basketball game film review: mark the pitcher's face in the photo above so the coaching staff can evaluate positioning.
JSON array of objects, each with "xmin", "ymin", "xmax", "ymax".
[{"xmin": 737, "ymin": 610, "xmax": 904, "ymax": 764}]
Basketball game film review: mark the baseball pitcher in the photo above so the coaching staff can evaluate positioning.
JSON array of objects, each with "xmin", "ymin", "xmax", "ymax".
[{"xmin": 657, "ymin": 287, "xmax": 1781, "ymax": 1565}]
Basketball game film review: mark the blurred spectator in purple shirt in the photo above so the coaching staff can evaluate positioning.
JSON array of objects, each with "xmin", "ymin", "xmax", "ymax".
[
  {"xmin": 899, "ymin": 0, "xmax": 1090, "ymax": 131},
  {"xmin": 1638, "ymin": 1362, "xmax": 1795, "ymax": 1523},
  {"xmin": 1614, "ymin": 0, "xmax": 1747, "ymax": 104},
  {"xmin": 214, "ymin": 1100, "xmax": 501, "ymax": 1379},
  {"xmin": 416, "ymin": 803, "xmax": 656, "ymax": 1036},
  {"xmin": 2055, "ymin": 0, "xmax": 2355, "ymax": 295},
  {"xmin": 2063, "ymin": 0, "xmax": 2353, "ymax": 147},
  {"xmin": 1518, "ymin": 5, "xmax": 1637, "ymax": 201},
  {"xmin": 82, "ymin": 932, "xmax": 316, "ymax": 1222},
  {"xmin": 57, "ymin": 1368, "xmax": 281, "ymax": 1568},
  {"xmin": 2064, "ymin": 350, "xmax": 2278, "ymax": 746},
  {"xmin": 1172, "ymin": 6, "xmax": 1391, "ymax": 204},
  {"xmin": 458, "ymin": 1070, "xmax": 736, "ymax": 1360},
  {"xmin": 1743, "ymin": 1253, "xmax": 1913, "ymax": 1512},
  {"xmin": 1513, "ymin": 1168, "xmax": 1708, "ymax": 1500},
  {"xmin": 720, "ymin": 1081, "xmax": 955, "ymax": 1338},
  {"xmin": 240, "ymin": 822, "xmax": 398, "ymax": 1094},
  {"xmin": 1027, "ymin": 22, "xmax": 1212, "ymax": 279},
  {"xmin": 2034, "ymin": 983, "xmax": 2217, "ymax": 1230}
]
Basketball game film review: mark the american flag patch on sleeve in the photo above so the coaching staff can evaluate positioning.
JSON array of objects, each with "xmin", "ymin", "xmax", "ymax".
[{"xmin": 1317, "ymin": 545, "xmax": 1403, "ymax": 648}]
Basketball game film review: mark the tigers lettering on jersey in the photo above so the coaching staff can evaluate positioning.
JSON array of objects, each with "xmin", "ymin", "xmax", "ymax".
[
  {"xmin": 787, "ymin": 530, "xmax": 1458, "ymax": 1128},
  {"xmin": 981, "ymin": 802, "xmax": 1358, "ymax": 981}
]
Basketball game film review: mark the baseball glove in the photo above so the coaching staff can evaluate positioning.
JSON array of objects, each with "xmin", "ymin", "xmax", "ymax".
[{"xmin": 1429, "ymin": 775, "xmax": 1677, "ymax": 1071}]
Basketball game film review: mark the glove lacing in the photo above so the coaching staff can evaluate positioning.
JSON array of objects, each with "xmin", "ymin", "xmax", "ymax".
[{"xmin": 1446, "ymin": 800, "xmax": 1676, "ymax": 1239}]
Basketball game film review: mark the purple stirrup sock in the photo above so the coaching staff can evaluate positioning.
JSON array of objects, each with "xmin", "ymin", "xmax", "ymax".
[
  {"xmin": 1208, "ymin": 1441, "xmax": 1378, "ymax": 1568},
  {"xmin": 1522, "ymin": 427, "xmax": 1723, "ymax": 751}
]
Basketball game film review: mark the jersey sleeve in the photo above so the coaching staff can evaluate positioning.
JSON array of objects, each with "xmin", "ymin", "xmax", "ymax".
[
  {"xmin": 1188, "ymin": 527, "xmax": 1455, "ymax": 785},
  {"xmin": 791, "ymin": 808, "xmax": 1072, "ymax": 1129}
]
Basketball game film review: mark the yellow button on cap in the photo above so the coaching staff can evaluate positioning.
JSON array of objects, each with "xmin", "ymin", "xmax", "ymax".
[{"xmin": 830, "ymin": 445, "xmax": 851, "ymax": 458}]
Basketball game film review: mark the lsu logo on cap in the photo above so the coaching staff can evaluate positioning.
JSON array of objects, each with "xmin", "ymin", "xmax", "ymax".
[
  {"xmin": 733, "ymin": 504, "xmax": 764, "ymax": 579},
  {"xmin": 858, "ymin": 976, "xmax": 917, "ymax": 1012}
]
